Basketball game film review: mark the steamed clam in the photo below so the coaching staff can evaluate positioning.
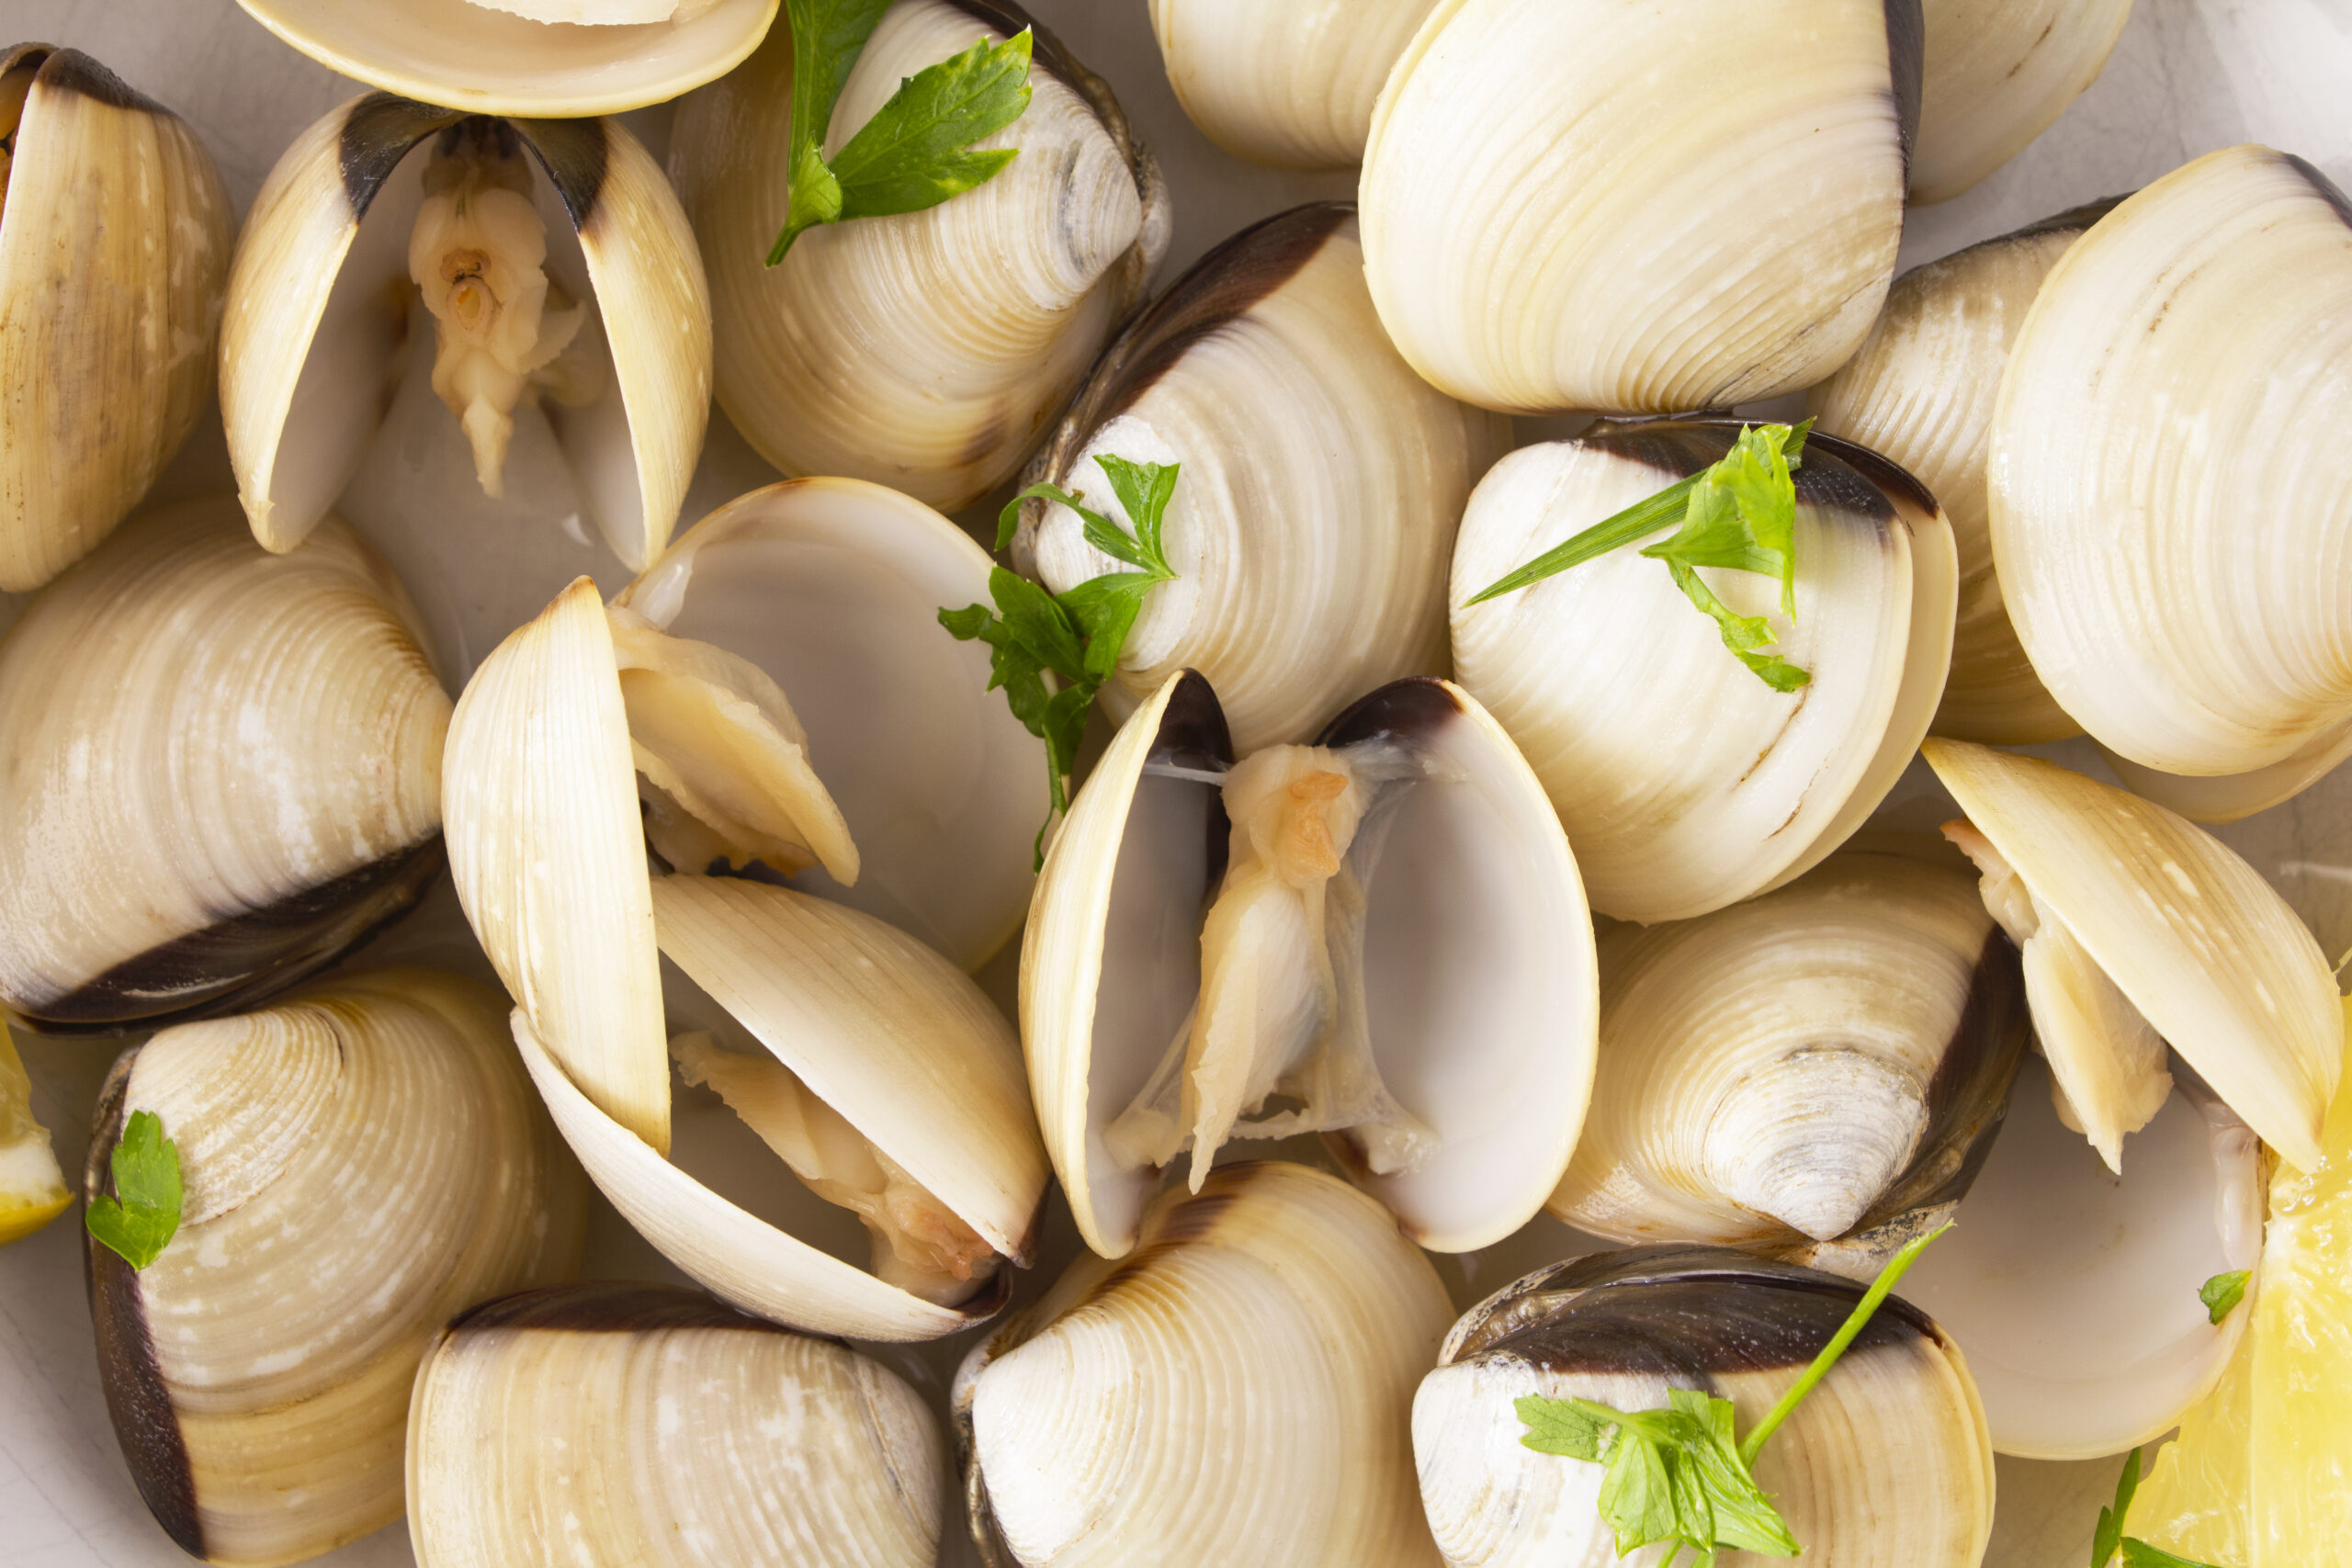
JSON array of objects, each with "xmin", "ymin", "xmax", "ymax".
[
  {"xmin": 1989, "ymin": 145, "xmax": 2352, "ymax": 820},
  {"xmin": 1022, "ymin": 671, "xmax": 1595, "ymax": 1258},
  {"xmin": 959, "ymin": 1160, "xmax": 1453, "ymax": 1568},
  {"xmin": 1012, "ymin": 205, "xmax": 1510, "ymax": 753},
  {"xmin": 408, "ymin": 1283, "xmax": 942, "ymax": 1568},
  {"xmin": 1910, "ymin": 0, "xmax": 2135, "ymax": 204},
  {"xmin": 85, "ymin": 969, "xmax": 584, "ymax": 1566},
  {"xmin": 1413, "ymin": 1247, "xmax": 1995, "ymax": 1567},
  {"xmin": 670, "ymin": 0, "xmax": 1168, "ymax": 511},
  {"xmin": 0, "ymin": 497, "xmax": 448, "ymax": 1032},
  {"xmin": 1145, "ymin": 0, "xmax": 1439, "ymax": 169},
  {"xmin": 221, "ymin": 96, "xmax": 710, "ymax": 574},
  {"xmin": 1450, "ymin": 420, "xmax": 1957, "ymax": 923},
  {"xmin": 1359, "ymin": 0, "xmax": 1918, "ymax": 412},
  {"xmin": 0, "ymin": 43, "xmax": 231, "ymax": 592}
]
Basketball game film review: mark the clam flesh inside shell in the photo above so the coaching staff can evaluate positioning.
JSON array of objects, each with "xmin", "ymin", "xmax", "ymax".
[
  {"xmin": 1145, "ymin": 0, "xmax": 1440, "ymax": 170},
  {"xmin": 408, "ymin": 1282, "xmax": 942, "ymax": 1568},
  {"xmin": 1023, "ymin": 671, "xmax": 1595, "ymax": 1258},
  {"xmin": 1413, "ymin": 1246, "xmax": 1995, "ymax": 1567},
  {"xmin": 1909, "ymin": 0, "xmax": 2134, "ymax": 204},
  {"xmin": 1015, "ymin": 204, "xmax": 1510, "ymax": 754},
  {"xmin": 0, "ymin": 497, "xmax": 449, "ymax": 1032},
  {"xmin": 85, "ymin": 969, "xmax": 585, "ymax": 1567},
  {"xmin": 1450, "ymin": 419, "xmax": 1958, "ymax": 923},
  {"xmin": 961, "ymin": 1160, "xmax": 1453, "ymax": 1568}
]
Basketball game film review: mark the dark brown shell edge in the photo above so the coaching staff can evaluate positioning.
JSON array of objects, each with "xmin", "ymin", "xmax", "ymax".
[
  {"xmin": 1581, "ymin": 416, "xmax": 1905, "ymax": 533},
  {"xmin": 449, "ymin": 1280, "xmax": 818, "ymax": 1337},
  {"xmin": 2286, "ymin": 152, "xmax": 2352, "ymax": 230},
  {"xmin": 335, "ymin": 94, "xmax": 462, "ymax": 220},
  {"xmin": 83, "ymin": 1047, "xmax": 204, "ymax": 1560},
  {"xmin": 1885, "ymin": 0, "xmax": 1925, "ymax": 178},
  {"xmin": 509, "ymin": 115, "xmax": 612, "ymax": 232},
  {"xmin": 17, "ymin": 44, "xmax": 167, "ymax": 117}
]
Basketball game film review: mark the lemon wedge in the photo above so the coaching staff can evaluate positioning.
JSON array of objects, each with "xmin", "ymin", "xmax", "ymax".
[{"xmin": 0, "ymin": 1018, "xmax": 70, "ymax": 1244}]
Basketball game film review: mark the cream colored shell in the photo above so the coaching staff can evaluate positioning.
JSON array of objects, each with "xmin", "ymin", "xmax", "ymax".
[
  {"xmin": 1145, "ymin": 0, "xmax": 1439, "ymax": 169},
  {"xmin": 1910, "ymin": 0, "xmax": 2135, "ymax": 204},
  {"xmin": 0, "ymin": 45, "xmax": 230, "ymax": 592}
]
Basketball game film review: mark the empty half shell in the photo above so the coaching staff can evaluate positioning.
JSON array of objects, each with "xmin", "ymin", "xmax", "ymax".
[
  {"xmin": 0, "ymin": 43, "xmax": 230, "ymax": 592},
  {"xmin": 1013, "ymin": 205, "xmax": 1510, "ymax": 753},
  {"xmin": 1450, "ymin": 420, "xmax": 1958, "ymax": 923},
  {"xmin": 1809, "ymin": 200, "xmax": 2117, "ymax": 743},
  {"xmin": 1550, "ymin": 839, "xmax": 2030, "ymax": 1254},
  {"xmin": 671, "ymin": 0, "xmax": 1168, "ymax": 511},
  {"xmin": 1414, "ymin": 1247, "xmax": 1994, "ymax": 1567},
  {"xmin": 1990, "ymin": 145, "xmax": 2352, "ymax": 819},
  {"xmin": 1145, "ymin": 0, "xmax": 1439, "ymax": 169},
  {"xmin": 409, "ymin": 1283, "xmax": 941, "ymax": 1568},
  {"xmin": 1023, "ymin": 671, "xmax": 1595, "ymax": 1258},
  {"xmin": 0, "ymin": 497, "xmax": 448, "ymax": 1032},
  {"xmin": 232, "ymin": 0, "xmax": 778, "ymax": 117},
  {"xmin": 85, "ymin": 969, "xmax": 585, "ymax": 1567},
  {"xmin": 1360, "ymin": 0, "xmax": 1918, "ymax": 412},
  {"xmin": 961, "ymin": 1161, "xmax": 1453, "ymax": 1568},
  {"xmin": 1910, "ymin": 0, "xmax": 2134, "ymax": 204},
  {"xmin": 222, "ymin": 96, "xmax": 710, "ymax": 574}
]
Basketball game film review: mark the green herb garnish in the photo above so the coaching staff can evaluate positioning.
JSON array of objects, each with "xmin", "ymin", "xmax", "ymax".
[
  {"xmin": 2091, "ymin": 1447, "xmax": 2223, "ymax": 1567},
  {"xmin": 939, "ymin": 456, "xmax": 1181, "ymax": 864},
  {"xmin": 1514, "ymin": 1220, "xmax": 1948, "ymax": 1567},
  {"xmin": 2197, "ymin": 1269, "xmax": 2249, "ymax": 1325},
  {"xmin": 766, "ymin": 0, "xmax": 1035, "ymax": 265},
  {"xmin": 84, "ymin": 1109, "xmax": 182, "ymax": 1270},
  {"xmin": 1467, "ymin": 421, "xmax": 1814, "ymax": 692}
]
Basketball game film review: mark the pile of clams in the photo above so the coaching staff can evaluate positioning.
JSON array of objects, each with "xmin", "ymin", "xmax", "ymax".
[{"xmin": 2, "ymin": 4, "xmax": 2347, "ymax": 1568}]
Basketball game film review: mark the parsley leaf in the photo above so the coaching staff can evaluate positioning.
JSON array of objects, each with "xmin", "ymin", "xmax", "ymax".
[
  {"xmin": 766, "ymin": 0, "xmax": 1034, "ymax": 264},
  {"xmin": 84, "ymin": 1109, "xmax": 182, "ymax": 1270},
  {"xmin": 940, "ymin": 458, "xmax": 1182, "ymax": 865},
  {"xmin": 1466, "ymin": 421, "xmax": 1814, "ymax": 692},
  {"xmin": 2090, "ymin": 1447, "xmax": 2226, "ymax": 1568},
  {"xmin": 2197, "ymin": 1269, "xmax": 2249, "ymax": 1325}
]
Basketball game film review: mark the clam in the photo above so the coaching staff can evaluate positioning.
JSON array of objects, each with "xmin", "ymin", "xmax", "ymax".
[
  {"xmin": 0, "ymin": 44, "xmax": 231, "ymax": 592},
  {"xmin": 408, "ymin": 1283, "xmax": 942, "ymax": 1568},
  {"xmin": 1413, "ymin": 1247, "xmax": 1995, "ymax": 1567},
  {"xmin": 669, "ymin": 0, "xmax": 1169, "ymax": 512},
  {"xmin": 0, "ymin": 497, "xmax": 448, "ymax": 1033},
  {"xmin": 230, "ymin": 0, "xmax": 778, "ymax": 118},
  {"xmin": 1549, "ymin": 839, "xmax": 2030, "ymax": 1257},
  {"xmin": 1023, "ymin": 671, "xmax": 1595, "ymax": 1258},
  {"xmin": 1358, "ymin": 0, "xmax": 1918, "ymax": 413},
  {"xmin": 85, "ymin": 969, "xmax": 584, "ymax": 1567},
  {"xmin": 446, "ymin": 575, "xmax": 1049, "ymax": 1338},
  {"xmin": 1809, "ymin": 200, "xmax": 2118, "ymax": 744},
  {"xmin": 221, "ymin": 96, "xmax": 709, "ymax": 575},
  {"xmin": 1145, "ymin": 0, "xmax": 1440, "ymax": 170},
  {"xmin": 0, "ymin": 1020, "xmax": 69, "ymax": 1244},
  {"xmin": 959, "ymin": 1160, "xmax": 1453, "ymax": 1568},
  {"xmin": 1989, "ymin": 145, "xmax": 2352, "ymax": 820},
  {"xmin": 1910, "ymin": 0, "xmax": 2135, "ymax": 204},
  {"xmin": 1450, "ymin": 420, "xmax": 1957, "ymax": 923},
  {"xmin": 1012, "ymin": 204, "xmax": 1510, "ymax": 753}
]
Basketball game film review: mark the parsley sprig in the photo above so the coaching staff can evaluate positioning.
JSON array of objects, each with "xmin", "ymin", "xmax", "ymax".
[
  {"xmin": 766, "ymin": 0, "xmax": 1035, "ymax": 265},
  {"xmin": 1467, "ymin": 421, "xmax": 1814, "ymax": 692},
  {"xmin": 2197, "ymin": 1269, "xmax": 2248, "ymax": 1324},
  {"xmin": 85, "ymin": 1109, "xmax": 182, "ymax": 1270},
  {"xmin": 2091, "ymin": 1447, "xmax": 2223, "ymax": 1567},
  {"xmin": 1514, "ymin": 1222, "xmax": 1948, "ymax": 1567},
  {"xmin": 939, "ymin": 456, "xmax": 1181, "ymax": 864}
]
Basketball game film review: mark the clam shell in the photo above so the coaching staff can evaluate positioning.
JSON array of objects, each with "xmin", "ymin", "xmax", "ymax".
[
  {"xmin": 1911, "ymin": 0, "xmax": 2135, "ymax": 204},
  {"xmin": 1145, "ymin": 0, "xmax": 1439, "ymax": 169}
]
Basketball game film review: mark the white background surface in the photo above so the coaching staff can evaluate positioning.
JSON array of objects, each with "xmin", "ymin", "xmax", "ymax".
[{"xmin": 3, "ymin": 1, "xmax": 2350, "ymax": 1564}]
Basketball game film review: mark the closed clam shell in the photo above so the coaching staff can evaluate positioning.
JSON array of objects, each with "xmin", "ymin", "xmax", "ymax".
[
  {"xmin": 960, "ymin": 1161, "xmax": 1453, "ymax": 1568},
  {"xmin": 408, "ymin": 1283, "xmax": 941, "ymax": 1568},
  {"xmin": 1909, "ymin": 0, "xmax": 2134, "ymax": 204},
  {"xmin": 1145, "ymin": 0, "xmax": 1440, "ymax": 169},
  {"xmin": 1360, "ymin": 0, "xmax": 1918, "ymax": 413},
  {"xmin": 85, "ymin": 969, "xmax": 584, "ymax": 1568},
  {"xmin": 0, "ymin": 44, "xmax": 230, "ymax": 592},
  {"xmin": 670, "ymin": 0, "xmax": 1168, "ymax": 512},
  {"xmin": 0, "ymin": 497, "xmax": 448, "ymax": 1032}
]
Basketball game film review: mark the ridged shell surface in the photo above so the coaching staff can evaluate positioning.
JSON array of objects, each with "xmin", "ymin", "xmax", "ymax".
[
  {"xmin": 1146, "ymin": 0, "xmax": 1439, "ymax": 169},
  {"xmin": 1910, "ymin": 0, "xmax": 2134, "ymax": 203}
]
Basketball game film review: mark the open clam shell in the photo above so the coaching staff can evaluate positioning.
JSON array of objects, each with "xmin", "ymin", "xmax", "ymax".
[
  {"xmin": 670, "ymin": 0, "xmax": 1168, "ymax": 513},
  {"xmin": 1989, "ymin": 145, "xmax": 2352, "ymax": 818},
  {"xmin": 85, "ymin": 969, "xmax": 584, "ymax": 1567},
  {"xmin": 1809, "ymin": 199, "xmax": 2119, "ymax": 744},
  {"xmin": 1450, "ymin": 420, "xmax": 1958, "ymax": 923},
  {"xmin": 1549, "ymin": 839, "xmax": 2030, "ymax": 1255},
  {"xmin": 1013, "ymin": 204, "xmax": 1510, "ymax": 754},
  {"xmin": 0, "ymin": 497, "xmax": 449, "ymax": 1032},
  {"xmin": 1910, "ymin": 0, "xmax": 2134, "ymax": 204},
  {"xmin": 222, "ymin": 95, "xmax": 709, "ymax": 575},
  {"xmin": 1145, "ymin": 0, "xmax": 1439, "ymax": 170},
  {"xmin": 1413, "ymin": 1247, "xmax": 1995, "ymax": 1567},
  {"xmin": 959, "ymin": 1161, "xmax": 1453, "ymax": 1568},
  {"xmin": 0, "ymin": 44, "xmax": 230, "ymax": 593},
  {"xmin": 408, "ymin": 1283, "xmax": 942, "ymax": 1568},
  {"xmin": 1359, "ymin": 0, "xmax": 1918, "ymax": 413},
  {"xmin": 1023, "ymin": 671, "xmax": 1595, "ymax": 1258},
  {"xmin": 231, "ymin": 0, "xmax": 778, "ymax": 118}
]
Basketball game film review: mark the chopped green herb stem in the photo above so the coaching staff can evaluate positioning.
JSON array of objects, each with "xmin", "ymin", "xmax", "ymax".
[
  {"xmin": 84, "ymin": 1108, "xmax": 182, "ymax": 1270},
  {"xmin": 2090, "ymin": 1447, "xmax": 2224, "ymax": 1567},
  {"xmin": 2197, "ymin": 1269, "xmax": 2249, "ymax": 1325}
]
